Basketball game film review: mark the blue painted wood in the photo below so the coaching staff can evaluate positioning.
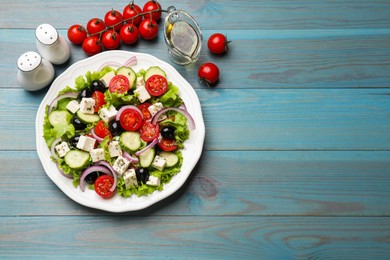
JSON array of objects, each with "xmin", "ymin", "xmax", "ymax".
[{"xmin": 1, "ymin": 0, "xmax": 390, "ymax": 258}]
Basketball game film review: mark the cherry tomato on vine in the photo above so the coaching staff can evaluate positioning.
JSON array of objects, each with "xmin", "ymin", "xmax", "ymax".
[
  {"xmin": 94, "ymin": 120, "xmax": 111, "ymax": 139},
  {"xmin": 145, "ymin": 74, "xmax": 168, "ymax": 96},
  {"xmin": 104, "ymin": 9, "xmax": 124, "ymax": 31},
  {"xmin": 123, "ymin": 3, "xmax": 143, "ymax": 26},
  {"xmin": 67, "ymin": 24, "xmax": 87, "ymax": 45},
  {"xmin": 82, "ymin": 36, "xmax": 102, "ymax": 56},
  {"xmin": 101, "ymin": 30, "xmax": 121, "ymax": 50},
  {"xmin": 208, "ymin": 33, "xmax": 230, "ymax": 54},
  {"xmin": 139, "ymin": 19, "xmax": 158, "ymax": 40},
  {"xmin": 86, "ymin": 18, "xmax": 106, "ymax": 35},
  {"xmin": 120, "ymin": 24, "xmax": 139, "ymax": 45},
  {"xmin": 198, "ymin": 62, "xmax": 220, "ymax": 87},
  {"xmin": 94, "ymin": 175, "xmax": 115, "ymax": 198},
  {"xmin": 142, "ymin": 0, "xmax": 162, "ymax": 21}
]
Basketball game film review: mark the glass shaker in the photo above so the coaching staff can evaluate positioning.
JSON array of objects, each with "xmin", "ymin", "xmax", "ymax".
[
  {"xmin": 35, "ymin": 23, "xmax": 71, "ymax": 65},
  {"xmin": 16, "ymin": 51, "xmax": 55, "ymax": 91},
  {"xmin": 163, "ymin": 6, "xmax": 203, "ymax": 65}
]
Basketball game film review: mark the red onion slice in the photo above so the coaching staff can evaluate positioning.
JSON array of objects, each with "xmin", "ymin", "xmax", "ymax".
[
  {"xmin": 116, "ymin": 105, "xmax": 144, "ymax": 121},
  {"xmin": 79, "ymin": 165, "xmax": 112, "ymax": 192},
  {"xmin": 122, "ymin": 151, "xmax": 139, "ymax": 163},
  {"xmin": 98, "ymin": 61, "xmax": 123, "ymax": 71},
  {"xmin": 93, "ymin": 161, "xmax": 118, "ymax": 192},
  {"xmin": 151, "ymin": 107, "xmax": 196, "ymax": 130},
  {"xmin": 135, "ymin": 138, "xmax": 158, "ymax": 156},
  {"xmin": 123, "ymin": 56, "xmax": 137, "ymax": 67},
  {"xmin": 48, "ymin": 92, "xmax": 79, "ymax": 114},
  {"xmin": 90, "ymin": 128, "xmax": 104, "ymax": 143},
  {"xmin": 50, "ymin": 137, "xmax": 62, "ymax": 160}
]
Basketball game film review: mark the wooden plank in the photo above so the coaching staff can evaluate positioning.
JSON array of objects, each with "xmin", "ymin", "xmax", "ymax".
[
  {"xmin": 3, "ymin": 29, "xmax": 390, "ymax": 90},
  {"xmin": 1, "ymin": 150, "xmax": 390, "ymax": 216},
  {"xmin": 1, "ymin": 0, "xmax": 390, "ymax": 30},
  {"xmin": 0, "ymin": 216, "xmax": 390, "ymax": 258},
  {"xmin": 1, "ymin": 88, "xmax": 390, "ymax": 151}
]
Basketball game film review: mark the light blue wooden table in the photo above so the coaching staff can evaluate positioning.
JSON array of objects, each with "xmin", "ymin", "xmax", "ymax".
[{"xmin": 1, "ymin": 0, "xmax": 390, "ymax": 258}]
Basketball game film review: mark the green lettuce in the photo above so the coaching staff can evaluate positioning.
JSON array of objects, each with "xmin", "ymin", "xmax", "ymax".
[
  {"xmin": 43, "ymin": 107, "xmax": 75, "ymax": 148},
  {"xmin": 160, "ymin": 112, "xmax": 190, "ymax": 148}
]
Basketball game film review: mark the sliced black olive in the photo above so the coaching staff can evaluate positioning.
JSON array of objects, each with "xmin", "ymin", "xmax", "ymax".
[
  {"xmin": 136, "ymin": 168, "xmax": 149, "ymax": 184},
  {"xmin": 71, "ymin": 116, "xmax": 87, "ymax": 130},
  {"xmin": 161, "ymin": 126, "xmax": 176, "ymax": 139},
  {"xmin": 109, "ymin": 120, "xmax": 124, "ymax": 136},
  {"xmin": 68, "ymin": 135, "xmax": 81, "ymax": 148},
  {"xmin": 84, "ymin": 172, "xmax": 101, "ymax": 184},
  {"xmin": 90, "ymin": 80, "xmax": 106, "ymax": 93},
  {"xmin": 77, "ymin": 88, "xmax": 92, "ymax": 100}
]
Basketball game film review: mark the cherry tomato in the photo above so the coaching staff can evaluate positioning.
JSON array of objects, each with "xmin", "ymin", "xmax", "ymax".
[
  {"xmin": 207, "ymin": 33, "xmax": 230, "ymax": 54},
  {"xmin": 143, "ymin": 0, "xmax": 162, "ymax": 21},
  {"xmin": 67, "ymin": 24, "xmax": 87, "ymax": 45},
  {"xmin": 140, "ymin": 120, "xmax": 160, "ymax": 142},
  {"xmin": 198, "ymin": 62, "xmax": 220, "ymax": 87},
  {"xmin": 95, "ymin": 120, "xmax": 111, "ymax": 139},
  {"xmin": 101, "ymin": 29, "xmax": 121, "ymax": 50},
  {"xmin": 123, "ymin": 3, "xmax": 143, "ymax": 26},
  {"xmin": 82, "ymin": 36, "xmax": 102, "ymax": 56},
  {"xmin": 139, "ymin": 19, "xmax": 158, "ymax": 40},
  {"xmin": 86, "ymin": 18, "xmax": 106, "ymax": 35},
  {"xmin": 145, "ymin": 75, "xmax": 168, "ymax": 96},
  {"xmin": 137, "ymin": 102, "xmax": 152, "ymax": 120},
  {"xmin": 158, "ymin": 138, "xmax": 178, "ymax": 152},
  {"xmin": 109, "ymin": 75, "xmax": 130, "ymax": 94},
  {"xmin": 119, "ymin": 108, "xmax": 143, "ymax": 131},
  {"xmin": 119, "ymin": 24, "xmax": 139, "ymax": 45},
  {"xmin": 104, "ymin": 9, "xmax": 123, "ymax": 31},
  {"xmin": 92, "ymin": 91, "xmax": 106, "ymax": 113},
  {"xmin": 94, "ymin": 175, "xmax": 115, "ymax": 198}
]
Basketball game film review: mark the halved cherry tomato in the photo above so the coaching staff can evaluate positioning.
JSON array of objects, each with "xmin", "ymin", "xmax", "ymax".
[
  {"xmin": 95, "ymin": 120, "xmax": 111, "ymax": 139},
  {"xmin": 92, "ymin": 91, "xmax": 106, "ymax": 113},
  {"xmin": 109, "ymin": 75, "xmax": 130, "ymax": 94},
  {"xmin": 158, "ymin": 138, "xmax": 178, "ymax": 152},
  {"xmin": 119, "ymin": 108, "xmax": 143, "ymax": 131},
  {"xmin": 94, "ymin": 175, "xmax": 115, "ymax": 198},
  {"xmin": 137, "ymin": 102, "xmax": 152, "ymax": 120},
  {"xmin": 140, "ymin": 120, "xmax": 160, "ymax": 142},
  {"xmin": 145, "ymin": 74, "xmax": 168, "ymax": 96}
]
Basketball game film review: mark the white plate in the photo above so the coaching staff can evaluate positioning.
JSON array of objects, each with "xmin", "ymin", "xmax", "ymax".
[{"xmin": 36, "ymin": 50, "xmax": 205, "ymax": 212}]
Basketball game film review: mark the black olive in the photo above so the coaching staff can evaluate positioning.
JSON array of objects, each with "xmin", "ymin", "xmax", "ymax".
[
  {"xmin": 71, "ymin": 116, "xmax": 87, "ymax": 130},
  {"xmin": 161, "ymin": 126, "xmax": 176, "ymax": 139},
  {"xmin": 84, "ymin": 172, "xmax": 101, "ymax": 184},
  {"xmin": 90, "ymin": 80, "xmax": 106, "ymax": 92},
  {"xmin": 136, "ymin": 168, "xmax": 149, "ymax": 184},
  {"xmin": 78, "ymin": 88, "xmax": 92, "ymax": 100},
  {"xmin": 68, "ymin": 135, "xmax": 81, "ymax": 148},
  {"xmin": 109, "ymin": 120, "xmax": 124, "ymax": 136}
]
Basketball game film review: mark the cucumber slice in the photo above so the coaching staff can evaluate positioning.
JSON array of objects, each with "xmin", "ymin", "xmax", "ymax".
[
  {"xmin": 144, "ymin": 66, "xmax": 166, "ymax": 81},
  {"xmin": 48, "ymin": 110, "xmax": 72, "ymax": 127},
  {"xmin": 76, "ymin": 110, "xmax": 100, "ymax": 124},
  {"xmin": 64, "ymin": 150, "xmax": 90, "ymax": 169},
  {"xmin": 117, "ymin": 66, "xmax": 136, "ymax": 89},
  {"xmin": 159, "ymin": 151, "xmax": 179, "ymax": 167},
  {"xmin": 120, "ymin": 132, "xmax": 141, "ymax": 152},
  {"xmin": 139, "ymin": 148, "xmax": 155, "ymax": 168}
]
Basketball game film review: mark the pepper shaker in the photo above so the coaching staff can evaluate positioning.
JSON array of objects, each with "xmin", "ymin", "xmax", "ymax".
[{"xmin": 35, "ymin": 23, "xmax": 71, "ymax": 65}]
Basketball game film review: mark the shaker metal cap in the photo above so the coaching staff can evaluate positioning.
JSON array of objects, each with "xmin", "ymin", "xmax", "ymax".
[
  {"xmin": 35, "ymin": 23, "xmax": 58, "ymax": 45},
  {"xmin": 17, "ymin": 51, "xmax": 42, "ymax": 72}
]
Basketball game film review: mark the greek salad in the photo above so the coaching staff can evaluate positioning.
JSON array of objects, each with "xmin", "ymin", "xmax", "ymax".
[{"xmin": 43, "ymin": 57, "xmax": 195, "ymax": 199}]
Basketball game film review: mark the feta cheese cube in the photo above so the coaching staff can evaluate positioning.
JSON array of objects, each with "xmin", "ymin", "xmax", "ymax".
[
  {"xmin": 55, "ymin": 142, "xmax": 70, "ymax": 157},
  {"xmin": 108, "ymin": 141, "xmax": 122, "ymax": 158},
  {"xmin": 66, "ymin": 100, "xmax": 80, "ymax": 114},
  {"xmin": 151, "ymin": 155, "xmax": 167, "ymax": 171},
  {"xmin": 99, "ymin": 105, "xmax": 117, "ymax": 123},
  {"xmin": 100, "ymin": 71, "xmax": 116, "ymax": 87},
  {"xmin": 136, "ymin": 76, "xmax": 145, "ymax": 87},
  {"xmin": 79, "ymin": 98, "xmax": 95, "ymax": 114},
  {"xmin": 123, "ymin": 168, "xmax": 138, "ymax": 189},
  {"xmin": 113, "ymin": 155, "xmax": 130, "ymax": 175},
  {"xmin": 146, "ymin": 175, "xmax": 160, "ymax": 186},
  {"xmin": 90, "ymin": 148, "xmax": 105, "ymax": 162},
  {"xmin": 134, "ymin": 85, "xmax": 151, "ymax": 103},
  {"xmin": 76, "ymin": 135, "xmax": 96, "ymax": 152},
  {"xmin": 148, "ymin": 102, "xmax": 164, "ymax": 117}
]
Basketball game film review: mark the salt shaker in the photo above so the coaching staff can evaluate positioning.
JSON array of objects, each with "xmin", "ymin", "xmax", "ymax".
[
  {"xmin": 35, "ymin": 23, "xmax": 71, "ymax": 65},
  {"xmin": 16, "ymin": 51, "xmax": 55, "ymax": 91}
]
